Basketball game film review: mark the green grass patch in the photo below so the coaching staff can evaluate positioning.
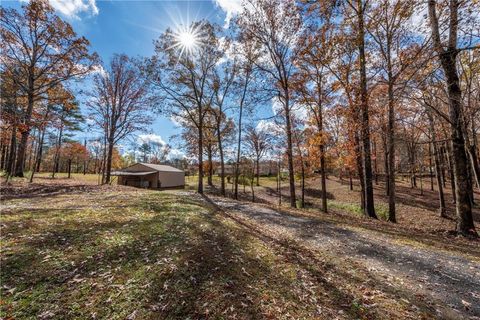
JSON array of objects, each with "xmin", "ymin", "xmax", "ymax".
[{"xmin": 328, "ymin": 200, "xmax": 389, "ymax": 220}]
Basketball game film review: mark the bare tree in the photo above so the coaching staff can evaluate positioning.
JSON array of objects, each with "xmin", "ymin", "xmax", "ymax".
[
  {"xmin": 367, "ymin": 0, "xmax": 426, "ymax": 222},
  {"xmin": 212, "ymin": 53, "xmax": 237, "ymax": 196},
  {"xmin": 236, "ymin": 0, "xmax": 302, "ymax": 207},
  {"xmin": 244, "ymin": 125, "xmax": 272, "ymax": 186},
  {"xmin": 87, "ymin": 54, "xmax": 152, "ymax": 184}
]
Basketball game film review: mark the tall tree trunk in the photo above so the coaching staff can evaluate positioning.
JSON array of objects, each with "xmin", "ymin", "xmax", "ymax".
[
  {"xmin": 434, "ymin": 143, "xmax": 447, "ymax": 217},
  {"xmin": 357, "ymin": 0, "xmax": 377, "ymax": 219},
  {"xmin": 207, "ymin": 146, "xmax": 213, "ymax": 186},
  {"xmin": 100, "ymin": 134, "xmax": 107, "ymax": 184},
  {"xmin": 349, "ymin": 169, "xmax": 353, "ymax": 191},
  {"xmin": 284, "ymin": 102, "xmax": 296, "ymax": 208},
  {"xmin": 234, "ymin": 70, "xmax": 250, "ymax": 199},
  {"xmin": 104, "ymin": 138, "xmax": 114, "ymax": 184},
  {"xmin": 52, "ymin": 124, "xmax": 64, "ymax": 179},
  {"xmin": 387, "ymin": 79, "xmax": 396, "ymax": 222},
  {"xmin": 256, "ymin": 157, "xmax": 260, "ymax": 186},
  {"xmin": 320, "ymin": 144, "xmax": 327, "ymax": 212},
  {"xmin": 301, "ymin": 160, "xmax": 305, "ymax": 208},
  {"xmin": 67, "ymin": 158, "xmax": 72, "ymax": 178},
  {"xmin": 26, "ymin": 127, "xmax": 36, "ymax": 173},
  {"xmin": 445, "ymin": 142, "xmax": 456, "ymax": 203},
  {"xmin": 428, "ymin": 0, "xmax": 476, "ymax": 236},
  {"xmin": 278, "ymin": 160, "xmax": 282, "ymax": 206},
  {"xmin": 440, "ymin": 145, "xmax": 447, "ymax": 187},
  {"xmin": 7, "ymin": 121, "xmax": 17, "ymax": 177},
  {"xmin": 30, "ymin": 106, "xmax": 51, "ymax": 182},
  {"xmin": 428, "ymin": 142, "xmax": 434, "ymax": 191},
  {"xmin": 215, "ymin": 124, "xmax": 226, "ymax": 196},
  {"xmin": 383, "ymin": 135, "xmax": 390, "ymax": 196},
  {"xmin": 29, "ymin": 128, "xmax": 46, "ymax": 183},
  {"xmin": 316, "ymin": 102, "xmax": 328, "ymax": 212},
  {"xmin": 14, "ymin": 88, "xmax": 34, "ymax": 177},
  {"xmin": 83, "ymin": 139, "xmax": 88, "ymax": 176},
  {"xmin": 197, "ymin": 114, "xmax": 204, "ymax": 194},
  {"xmin": 355, "ymin": 132, "xmax": 365, "ymax": 211},
  {"xmin": 0, "ymin": 144, "xmax": 7, "ymax": 171},
  {"xmin": 250, "ymin": 171, "xmax": 255, "ymax": 202}
]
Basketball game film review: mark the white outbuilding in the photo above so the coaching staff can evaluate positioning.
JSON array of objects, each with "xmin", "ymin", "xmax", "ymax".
[{"xmin": 112, "ymin": 163, "xmax": 185, "ymax": 189}]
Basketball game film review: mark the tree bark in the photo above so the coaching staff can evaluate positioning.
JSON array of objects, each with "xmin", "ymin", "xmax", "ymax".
[
  {"xmin": 284, "ymin": 102, "xmax": 297, "ymax": 208},
  {"xmin": 0, "ymin": 144, "xmax": 7, "ymax": 171},
  {"xmin": 357, "ymin": 0, "xmax": 377, "ymax": 219},
  {"xmin": 207, "ymin": 145, "xmax": 213, "ymax": 186},
  {"xmin": 428, "ymin": 0, "xmax": 476, "ymax": 236},
  {"xmin": 67, "ymin": 158, "xmax": 72, "ymax": 178},
  {"xmin": 14, "ymin": 81, "xmax": 35, "ymax": 177},
  {"xmin": 445, "ymin": 142, "xmax": 456, "ymax": 203},
  {"xmin": 428, "ymin": 112, "xmax": 447, "ymax": 216},
  {"xmin": 383, "ymin": 135, "xmax": 390, "ymax": 196},
  {"xmin": 52, "ymin": 123, "xmax": 64, "ymax": 179},
  {"xmin": 256, "ymin": 157, "xmax": 260, "ymax": 186},
  {"xmin": 104, "ymin": 138, "xmax": 114, "ymax": 184},
  {"xmin": 354, "ymin": 132, "xmax": 365, "ymax": 211},
  {"xmin": 234, "ymin": 69, "xmax": 250, "ymax": 199},
  {"xmin": 428, "ymin": 142, "xmax": 434, "ymax": 191},
  {"xmin": 387, "ymin": 78, "xmax": 396, "ymax": 222},
  {"xmin": 218, "ymin": 132, "xmax": 226, "ymax": 196},
  {"xmin": 6, "ymin": 121, "xmax": 17, "ymax": 177},
  {"xmin": 197, "ymin": 113, "xmax": 204, "ymax": 194}
]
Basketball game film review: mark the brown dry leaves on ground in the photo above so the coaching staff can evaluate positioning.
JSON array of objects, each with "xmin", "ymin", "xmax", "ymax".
[{"xmin": 1, "ymin": 175, "xmax": 479, "ymax": 319}]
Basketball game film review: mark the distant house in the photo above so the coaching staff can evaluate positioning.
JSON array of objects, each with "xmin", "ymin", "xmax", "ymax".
[{"xmin": 111, "ymin": 163, "xmax": 185, "ymax": 189}]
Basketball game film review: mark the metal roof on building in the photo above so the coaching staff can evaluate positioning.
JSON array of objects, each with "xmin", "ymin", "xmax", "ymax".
[
  {"xmin": 138, "ymin": 163, "xmax": 184, "ymax": 173},
  {"xmin": 110, "ymin": 171, "xmax": 157, "ymax": 176}
]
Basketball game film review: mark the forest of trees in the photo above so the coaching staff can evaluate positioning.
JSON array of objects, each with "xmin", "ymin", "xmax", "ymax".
[{"xmin": 1, "ymin": 0, "xmax": 479, "ymax": 236}]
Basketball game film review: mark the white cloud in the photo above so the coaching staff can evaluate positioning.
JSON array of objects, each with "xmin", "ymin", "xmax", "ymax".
[
  {"xmin": 137, "ymin": 134, "xmax": 166, "ymax": 146},
  {"xmin": 214, "ymin": 0, "xmax": 243, "ymax": 27},
  {"xmin": 256, "ymin": 120, "xmax": 283, "ymax": 135},
  {"xmin": 168, "ymin": 148, "xmax": 186, "ymax": 160},
  {"xmin": 271, "ymin": 97, "xmax": 308, "ymax": 122},
  {"xmin": 91, "ymin": 64, "xmax": 106, "ymax": 77},
  {"xmin": 22, "ymin": 0, "xmax": 99, "ymax": 19},
  {"xmin": 170, "ymin": 114, "xmax": 186, "ymax": 127}
]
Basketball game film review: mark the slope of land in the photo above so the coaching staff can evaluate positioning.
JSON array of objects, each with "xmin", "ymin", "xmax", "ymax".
[{"xmin": 1, "ymin": 175, "xmax": 479, "ymax": 319}]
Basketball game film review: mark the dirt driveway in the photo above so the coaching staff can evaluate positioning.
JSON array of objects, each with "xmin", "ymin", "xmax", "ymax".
[{"xmin": 210, "ymin": 196, "xmax": 480, "ymax": 319}]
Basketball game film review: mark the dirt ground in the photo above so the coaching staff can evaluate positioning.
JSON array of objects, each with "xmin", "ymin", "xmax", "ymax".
[
  {"xmin": 209, "ymin": 195, "xmax": 480, "ymax": 319},
  {"xmin": 215, "ymin": 174, "xmax": 480, "ymax": 236}
]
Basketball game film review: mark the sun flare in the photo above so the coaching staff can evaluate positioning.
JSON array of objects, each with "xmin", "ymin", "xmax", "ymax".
[
  {"xmin": 170, "ymin": 24, "xmax": 203, "ymax": 59},
  {"xmin": 178, "ymin": 31, "xmax": 197, "ymax": 49}
]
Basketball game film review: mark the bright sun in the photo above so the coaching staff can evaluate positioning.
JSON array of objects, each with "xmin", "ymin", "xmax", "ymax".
[
  {"xmin": 178, "ymin": 31, "xmax": 197, "ymax": 49},
  {"xmin": 171, "ymin": 24, "xmax": 203, "ymax": 59}
]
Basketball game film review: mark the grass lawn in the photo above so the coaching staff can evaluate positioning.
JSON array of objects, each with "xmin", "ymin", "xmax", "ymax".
[
  {"xmin": 2, "ymin": 173, "xmax": 478, "ymax": 319},
  {"xmin": 1, "ymin": 186, "xmax": 384, "ymax": 319}
]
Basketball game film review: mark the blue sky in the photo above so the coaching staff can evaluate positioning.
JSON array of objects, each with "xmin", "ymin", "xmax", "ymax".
[{"xmin": 4, "ymin": 0, "xmax": 245, "ymax": 156}]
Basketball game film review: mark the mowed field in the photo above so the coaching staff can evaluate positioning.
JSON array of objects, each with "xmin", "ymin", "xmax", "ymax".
[{"xmin": 1, "ymin": 174, "xmax": 479, "ymax": 319}]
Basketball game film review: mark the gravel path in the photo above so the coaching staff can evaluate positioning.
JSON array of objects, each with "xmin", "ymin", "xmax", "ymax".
[{"xmin": 211, "ymin": 197, "xmax": 480, "ymax": 319}]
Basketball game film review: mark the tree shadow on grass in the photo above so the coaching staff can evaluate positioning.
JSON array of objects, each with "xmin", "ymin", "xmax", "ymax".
[
  {"xmin": 204, "ymin": 195, "xmax": 478, "ymax": 318},
  {"xmin": 143, "ymin": 203, "xmax": 381, "ymax": 319},
  {"xmin": 1, "ymin": 191, "xmax": 387, "ymax": 319}
]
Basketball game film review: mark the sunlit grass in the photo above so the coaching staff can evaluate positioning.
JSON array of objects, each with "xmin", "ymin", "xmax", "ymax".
[
  {"xmin": 3, "ymin": 188, "xmax": 376, "ymax": 319},
  {"xmin": 328, "ymin": 200, "xmax": 389, "ymax": 220}
]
